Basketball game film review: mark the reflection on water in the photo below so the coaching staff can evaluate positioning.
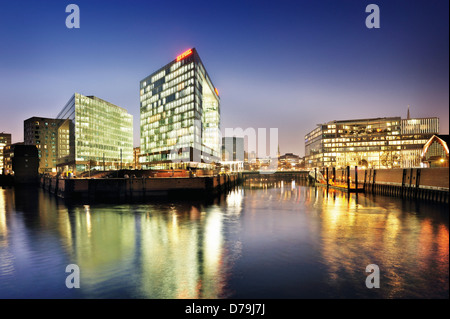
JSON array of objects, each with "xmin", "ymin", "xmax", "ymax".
[{"xmin": 0, "ymin": 179, "xmax": 448, "ymax": 299}]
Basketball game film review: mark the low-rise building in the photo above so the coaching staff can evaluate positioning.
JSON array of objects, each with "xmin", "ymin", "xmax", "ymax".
[
  {"xmin": 12, "ymin": 145, "xmax": 39, "ymax": 184},
  {"xmin": 305, "ymin": 116, "xmax": 439, "ymax": 169},
  {"xmin": 0, "ymin": 133, "xmax": 11, "ymax": 174},
  {"xmin": 2, "ymin": 142, "xmax": 24, "ymax": 175}
]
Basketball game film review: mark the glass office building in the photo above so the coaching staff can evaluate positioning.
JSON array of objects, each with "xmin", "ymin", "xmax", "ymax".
[
  {"xmin": 56, "ymin": 93, "xmax": 133, "ymax": 173},
  {"xmin": 140, "ymin": 48, "xmax": 220, "ymax": 169},
  {"xmin": 305, "ymin": 117, "xmax": 439, "ymax": 169}
]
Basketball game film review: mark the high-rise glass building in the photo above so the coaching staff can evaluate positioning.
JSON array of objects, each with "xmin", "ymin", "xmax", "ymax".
[
  {"xmin": 56, "ymin": 93, "xmax": 133, "ymax": 173},
  {"xmin": 305, "ymin": 116, "xmax": 439, "ymax": 169},
  {"xmin": 140, "ymin": 48, "xmax": 220, "ymax": 169}
]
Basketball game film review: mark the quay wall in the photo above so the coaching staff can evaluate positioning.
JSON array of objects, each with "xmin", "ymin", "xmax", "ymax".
[
  {"xmin": 278, "ymin": 168, "xmax": 448, "ymax": 203},
  {"xmin": 328, "ymin": 167, "xmax": 448, "ymax": 203},
  {"xmin": 41, "ymin": 174, "xmax": 241, "ymax": 202}
]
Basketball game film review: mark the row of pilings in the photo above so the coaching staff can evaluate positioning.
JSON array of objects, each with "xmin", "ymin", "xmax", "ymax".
[{"xmin": 314, "ymin": 166, "xmax": 448, "ymax": 204}]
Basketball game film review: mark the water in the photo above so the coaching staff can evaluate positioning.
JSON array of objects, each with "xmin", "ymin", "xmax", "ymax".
[{"xmin": 0, "ymin": 179, "xmax": 448, "ymax": 299}]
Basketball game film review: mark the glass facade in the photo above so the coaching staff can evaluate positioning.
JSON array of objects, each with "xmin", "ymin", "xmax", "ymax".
[
  {"xmin": 140, "ymin": 48, "xmax": 220, "ymax": 169},
  {"xmin": 305, "ymin": 117, "xmax": 439, "ymax": 169},
  {"xmin": 57, "ymin": 93, "xmax": 133, "ymax": 173}
]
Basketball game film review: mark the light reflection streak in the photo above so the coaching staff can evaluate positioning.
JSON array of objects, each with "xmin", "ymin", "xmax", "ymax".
[
  {"xmin": 84, "ymin": 205, "xmax": 91, "ymax": 237},
  {"xmin": 0, "ymin": 190, "xmax": 14, "ymax": 277},
  {"xmin": 0, "ymin": 190, "xmax": 7, "ymax": 237}
]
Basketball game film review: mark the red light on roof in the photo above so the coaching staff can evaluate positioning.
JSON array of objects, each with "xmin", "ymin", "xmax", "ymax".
[
  {"xmin": 176, "ymin": 48, "xmax": 193, "ymax": 61},
  {"xmin": 215, "ymin": 88, "xmax": 219, "ymax": 96}
]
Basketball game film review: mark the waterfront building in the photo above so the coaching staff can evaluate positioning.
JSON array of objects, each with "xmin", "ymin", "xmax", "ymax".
[
  {"xmin": 221, "ymin": 137, "xmax": 244, "ymax": 172},
  {"xmin": 56, "ymin": 93, "xmax": 133, "ymax": 174},
  {"xmin": 305, "ymin": 116, "xmax": 439, "ymax": 169},
  {"xmin": 139, "ymin": 48, "xmax": 220, "ymax": 169},
  {"xmin": 279, "ymin": 153, "xmax": 301, "ymax": 170},
  {"xmin": 12, "ymin": 145, "xmax": 39, "ymax": 184},
  {"xmin": 24, "ymin": 117, "xmax": 64, "ymax": 173},
  {"xmin": 421, "ymin": 135, "xmax": 449, "ymax": 167},
  {"xmin": 0, "ymin": 133, "xmax": 11, "ymax": 174},
  {"xmin": 2, "ymin": 142, "xmax": 24, "ymax": 175}
]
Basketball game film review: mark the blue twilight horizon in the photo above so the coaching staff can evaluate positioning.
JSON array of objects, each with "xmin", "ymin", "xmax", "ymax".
[{"xmin": 0, "ymin": 0, "xmax": 448, "ymax": 156}]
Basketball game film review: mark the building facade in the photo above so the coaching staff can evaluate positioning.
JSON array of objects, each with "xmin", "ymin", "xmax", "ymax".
[
  {"xmin": 0, "ymin": 133, "xmax": 11, "ymax": 174},
  {"xmin": 2, "ymin": 142, "xmax": 24, "ymax": 175},
  {"xmin": 140, "ymin": 48, "xmax": 220, "ymax": 169},
  {"xmin": 24, "ymin": 117, "xmax": 64, "ymax": 173},
  {"xmin": 305, "ymin": 117, "xmax": 439, "ymax": 169},
  {"xmin": 56, "ymin": 93, "xmax": 133, "ymax": 173}
]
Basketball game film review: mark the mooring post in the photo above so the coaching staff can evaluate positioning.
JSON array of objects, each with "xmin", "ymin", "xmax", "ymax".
[
  {"xmin": 347, "ymin": 166, "xmax": 350, "ymax": 192},
  {"xmin": 332, "ymin": 167, "xmax": 336, "ymax": 184},
  {"xmin": 415, "ymin": 168, "xmax": 421, "ymax": 199},
  {"xmin": 372, "ymin": 169, "xmax": 376, "ymax": 194},
  {"xmin": 401, "ymin": 168, "xmax": 406, "ymax": 198},
  {"xmin": 364, "ymin": 169, "xmax": 367, "ymax": 190},
  {"xmin": 355, "ymin": 166, "xmax": 358, "ymax": 191},
  {"xmin": 326, "ymin": 167, "xmax": 329, "ymax": 190},
  {"xmin": 408, "ymin": 168, "xmax": 413, "ymax": 198}
]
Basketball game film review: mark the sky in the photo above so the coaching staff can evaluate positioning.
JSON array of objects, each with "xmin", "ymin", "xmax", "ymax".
[{"xmin": 0, "ymin": 0, "xmax": 448, "ymax": 156}]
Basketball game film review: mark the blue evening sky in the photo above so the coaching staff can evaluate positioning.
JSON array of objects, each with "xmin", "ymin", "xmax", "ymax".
[{"xmin": 0, "ymin": 0, "xmax": 448, "ymax": 155}]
